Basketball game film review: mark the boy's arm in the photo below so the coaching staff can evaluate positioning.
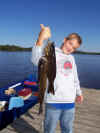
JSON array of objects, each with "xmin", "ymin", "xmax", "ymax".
[
  {"xmin": 31, "ymin": 44, "xmax": 44, "ymax": 66},
  {"xmin": 73, "ymin": 58, "xmax": 82, "ymax": 96},
  {"xmin": 31, "ymin": 24, "xmax": 51, "ymax": 66},
  {"xmin": 73, "ymin": 57, "xmax": 83, "ymax": 103}
]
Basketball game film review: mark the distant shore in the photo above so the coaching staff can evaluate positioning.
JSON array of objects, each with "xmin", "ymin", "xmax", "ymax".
[
  {"xmin": 0, "ymin": 45, "xmax": 32, "ymax": 52},
  {"xmin": 0, "ymin": 45, "xmax": 100, "ymax": 55},
  {"xmin": 74, "ymin": 51, "xmax": 100, "ymax": 55}
]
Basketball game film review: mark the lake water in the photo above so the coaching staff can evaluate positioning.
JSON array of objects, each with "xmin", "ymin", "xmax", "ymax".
[{"xmin": 0, "ymin": 51, "xmax": 100, "ymax": 89}]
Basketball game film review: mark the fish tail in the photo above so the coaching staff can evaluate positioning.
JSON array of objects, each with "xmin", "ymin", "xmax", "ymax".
[
  {"xmin": 48, "ymin": 82, "xmax": 55, "ymax": 95},
  {"xmin": 38, "ymin": 91, "xmax": 44, "ymax": 114},
  {"xmin": 38, "ymin": 104, "xmax": 43, "ymax": 114}
]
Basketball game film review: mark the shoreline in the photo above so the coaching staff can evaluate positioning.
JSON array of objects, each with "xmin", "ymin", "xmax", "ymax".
[
  {"xmin": 0, "ymin": 45, "xmax": 100, "ymax": 55},
  {"xmin": 0, "ymin": 87, "xmax": 100, "ymax": 133}
]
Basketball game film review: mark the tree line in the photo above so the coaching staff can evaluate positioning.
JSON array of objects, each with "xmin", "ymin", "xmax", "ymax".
[
  {"xmin": 0, "ymin": 45, "xmax": 32, "ymax": 51},
  {"xmin": 0, "ymin": 44, "xmax": 100, "ymax": 55}
]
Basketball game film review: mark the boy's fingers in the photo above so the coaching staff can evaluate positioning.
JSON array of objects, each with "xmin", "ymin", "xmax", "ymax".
[{"xmin": 40, "ymin": 24, "xmax": 45, "ymax": 29}]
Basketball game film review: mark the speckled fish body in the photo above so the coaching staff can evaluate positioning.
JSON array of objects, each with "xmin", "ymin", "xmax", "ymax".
[{"xmin": 38, "ymin": 41, "xmax": 56, "ymax": 114}]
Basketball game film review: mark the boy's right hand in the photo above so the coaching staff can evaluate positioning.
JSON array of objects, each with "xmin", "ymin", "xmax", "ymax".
[{"xmin": 36, "ymin": 24, "xmax": 51, "ymax": 46}]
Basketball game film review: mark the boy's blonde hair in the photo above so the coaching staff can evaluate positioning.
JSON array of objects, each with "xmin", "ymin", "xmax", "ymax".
[
  {"xmin": 65, "ymin": 33, "xmax": 82, "ymax": 44},
  {"xmin": 61, "ymin": 33, "xmax": 82, "ymax": 48}
]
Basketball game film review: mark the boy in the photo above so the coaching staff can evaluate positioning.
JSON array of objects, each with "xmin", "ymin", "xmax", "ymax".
[{"xmin": 31, "ymin": 24, "xmax": 83, "ymax": 133}]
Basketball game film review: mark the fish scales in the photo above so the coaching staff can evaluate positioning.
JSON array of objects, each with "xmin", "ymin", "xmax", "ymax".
[
  {"xmin": 38, "ymin": 41, "xmax": 56, "ymax": 114},
  {"xmin": 47, "ymin": 43, "xmax": 56, "ymax": 94}
]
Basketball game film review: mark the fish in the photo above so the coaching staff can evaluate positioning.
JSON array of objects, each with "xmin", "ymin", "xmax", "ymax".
[{"xmin": 38, "ymin": 40, "xmax": 56, "ymax": 114}]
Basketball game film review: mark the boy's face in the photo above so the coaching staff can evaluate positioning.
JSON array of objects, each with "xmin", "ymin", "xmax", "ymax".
[{"xmin": 62, "ymin": 38, "xmax": 80, "ymax": 54}]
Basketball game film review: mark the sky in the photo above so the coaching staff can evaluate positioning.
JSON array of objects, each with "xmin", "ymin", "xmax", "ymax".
[{"xmin": 0, "ymin": 0, "xmax": 100, "ymax": 52}]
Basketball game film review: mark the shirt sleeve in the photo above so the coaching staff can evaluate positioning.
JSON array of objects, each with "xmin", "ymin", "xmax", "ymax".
[
  {"xmin": 31, "ymin": 43, "xmax": 44, "ymax": 66},
  {"xmin": 73, "ymin": 56, "xmax": 82, "ymax": 96},
  {"xmin": 31, "ymin": 40, "xmax": 48, "ymax": 66}
]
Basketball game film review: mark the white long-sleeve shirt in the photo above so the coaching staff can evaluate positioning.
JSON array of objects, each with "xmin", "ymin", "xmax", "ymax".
[{"xmin": 31, "ymin": 43, "xmax": 82, "ymax": 103}]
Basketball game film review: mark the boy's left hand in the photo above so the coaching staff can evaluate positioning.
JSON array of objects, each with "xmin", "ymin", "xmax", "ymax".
[{"xmin": 75, "ymin": 95, "xmax": 83, "ymax": 104}]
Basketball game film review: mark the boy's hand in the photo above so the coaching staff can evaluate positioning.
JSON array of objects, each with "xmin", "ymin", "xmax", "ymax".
[
  {"xmin": 40, "ymin": 24, "xmax": 51, "ymax": 39},
  {"xmin": 75, "ymin": 95, "xmax": 83, "ymax": 104},
  {"xmin": 36, "ymin": 24, "xmax": 51, "ymax": 46}
]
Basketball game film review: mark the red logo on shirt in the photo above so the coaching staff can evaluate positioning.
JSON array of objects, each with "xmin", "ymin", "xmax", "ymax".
[
  {"xmin": 57, "ymin": 59, "xmax": 72, "ymax": 76},
  {"xmin": 64, "ymin": 61, "xmax": 72, "ymax": 69}
]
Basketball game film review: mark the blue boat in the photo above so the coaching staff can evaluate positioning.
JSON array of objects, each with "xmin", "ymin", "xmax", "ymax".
[{"xmin": 0, "ymin": 74, "xmax": 39, "ymax": 130}]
